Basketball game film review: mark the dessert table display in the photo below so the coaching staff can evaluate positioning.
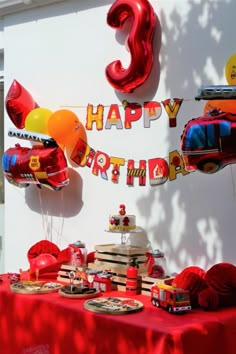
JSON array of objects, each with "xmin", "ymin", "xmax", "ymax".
[
  {"xmin": 3, "ymin": 210, "xmax": 236, "ymax": 354},
  {"xmin": 1, "ymin": 273, "xmax": 236, "ymax": 354}
]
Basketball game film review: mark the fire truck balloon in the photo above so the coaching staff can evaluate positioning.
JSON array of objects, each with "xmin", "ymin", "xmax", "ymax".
[{"xmin": 2, "ymin": 129, "xmax": 69, "ymax": 191}]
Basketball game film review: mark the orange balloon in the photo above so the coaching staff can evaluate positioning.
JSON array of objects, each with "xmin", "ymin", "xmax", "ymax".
[
  {"xmin": 203, "ymin": 100, "xmax": 236, "ymax": 115},
  {"xmin": 66, "ymin": 121, "xmax": 87, "ymax": 161},
  {"xmin": 48, "ymin": 109, "xmax": 80, "ymax": 146}
]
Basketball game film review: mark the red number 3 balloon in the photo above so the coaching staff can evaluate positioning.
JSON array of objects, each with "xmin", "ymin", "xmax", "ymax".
[{"xmin": 106, "ymin": 0, "xmax": 156, "ymax": 94}]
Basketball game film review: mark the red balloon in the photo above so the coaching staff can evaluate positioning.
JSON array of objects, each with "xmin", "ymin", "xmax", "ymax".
[
  {"xmin": 5, "ymin": 80, "xmax": 38, "ymax": 129},
  {"xmin": 30, "ymin": 253, "xmax": 57, "ymax": 272},
  {"xmin": 106, "ymin": 0, "xmax": 156, "ymax": 93}
]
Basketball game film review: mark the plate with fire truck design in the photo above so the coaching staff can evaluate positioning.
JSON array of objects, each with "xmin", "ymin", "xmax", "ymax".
[{"xmin": 84, "ymin": 297, "xmax": 143, "ymax": 315}]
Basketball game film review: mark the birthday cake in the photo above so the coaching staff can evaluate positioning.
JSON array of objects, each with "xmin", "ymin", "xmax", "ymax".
[{"xmin": 109, "ymin": 204, "xmax": 136, "ymax": 231}]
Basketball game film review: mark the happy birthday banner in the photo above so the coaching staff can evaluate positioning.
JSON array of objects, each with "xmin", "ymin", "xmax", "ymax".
[
  {"xmin": 63, "ymin": 98, "xmax": 186, "ymax": 130},
  {"xmin": 70, "ymin": 136, "xmax": 190, "ymax": 187},
  {"xmin": 63, "ymin": 98, "xmax": 192, "ymax": 187}
]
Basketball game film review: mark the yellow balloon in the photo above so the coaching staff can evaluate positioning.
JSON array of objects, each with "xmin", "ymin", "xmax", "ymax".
[
  {"xmin": 225, "ymin": 53, "xmax": 236, "ymax": 85},
  {"xmin": 25, "ymin": 108, "xmax": 52, "ymax": 134}
]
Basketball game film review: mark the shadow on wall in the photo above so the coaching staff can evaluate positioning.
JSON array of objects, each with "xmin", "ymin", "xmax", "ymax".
[
  {"xmin": 136, "ymin": 0, "xmax": 236, "ymax": 272},
  {"xmin": 25, "ymin": 168, "xmax": 83, "ymax": 217},
  {"xmin": 128, "ymin": 227, "xmax": 152, "ymax": 251}
]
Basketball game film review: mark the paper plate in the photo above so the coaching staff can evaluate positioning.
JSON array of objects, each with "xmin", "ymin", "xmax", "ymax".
[
  {"xmin": 10, "ymin": 281, "xmax": 62, "ymax": 294},
  {"xmin": 84, "ymin": 297, "xmax": 143, "ymax": 315}
]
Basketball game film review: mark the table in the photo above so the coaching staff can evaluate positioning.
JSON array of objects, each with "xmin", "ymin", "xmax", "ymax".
[{"xmin": 1, "ymin": 275, "xmax": 236, "ymax": 354}]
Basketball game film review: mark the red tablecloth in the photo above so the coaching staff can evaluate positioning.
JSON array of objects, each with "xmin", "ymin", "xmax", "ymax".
[{"xmin": 1, "ymin": 275, "xmax": 236, "ymax": 354}]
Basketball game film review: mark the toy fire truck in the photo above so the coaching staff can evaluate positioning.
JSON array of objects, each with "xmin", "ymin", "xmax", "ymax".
[{"xmin": 151, "ymin": 283, "xmax": 191, "ymax": 313}]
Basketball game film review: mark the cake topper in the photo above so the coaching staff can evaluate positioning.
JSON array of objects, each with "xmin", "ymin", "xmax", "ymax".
[{"xmin": 119, "ymin": 204, "xmax": 126, "ymax": 215}]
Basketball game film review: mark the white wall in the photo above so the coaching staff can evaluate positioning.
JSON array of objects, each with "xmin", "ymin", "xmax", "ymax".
[
  {"xmin": 0, "ymin": 18, "xmax": 3, "ymax": 51},
  {"xmin": 2, "ymin": 0, "xmax": 236, "ymax": 274}
]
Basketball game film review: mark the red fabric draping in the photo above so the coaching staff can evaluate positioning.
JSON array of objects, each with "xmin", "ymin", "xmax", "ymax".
[{"xmin": 1, "ymin": 274, "xmax": 236, "ymax": 354}]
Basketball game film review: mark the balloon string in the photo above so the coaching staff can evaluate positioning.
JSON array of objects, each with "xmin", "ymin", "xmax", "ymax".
[
  {"xmin": 44, "ymin": 193, "xmax": 51, "ymax": 241},
  {"xmin": 57, "ymin": 189, "xmax": 65, "ymax": 248},
  {"xmin": 38, "ymin": 188, "xmax": 48, "ymax": 240},
  {"xmin": 38, "ymin": 188, "xmax": 65, "ymax": 246},
  {"xmin": 60, "ymin": 98, "xmax": 195, "ymax": 109},
  {"xmin": 230, "ymin": 165, "xmax": 236, "ymax": 200},
  {"xmin": 49, "ymin": 214, "xmax": 52, "ymax": 242}
]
